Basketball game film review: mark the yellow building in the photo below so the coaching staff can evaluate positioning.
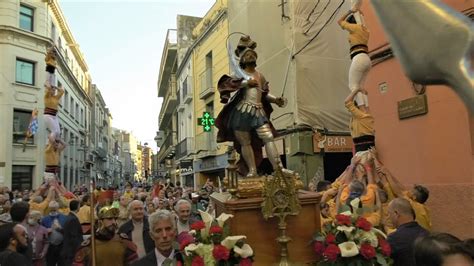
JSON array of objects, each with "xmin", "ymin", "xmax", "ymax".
[{"xmin": 191, "ymin": 0, "xmax": 229, "ymax": 187}]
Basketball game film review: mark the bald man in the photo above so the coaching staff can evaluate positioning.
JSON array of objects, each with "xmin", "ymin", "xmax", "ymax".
[
  {"xmin": 387, "ymin": 198, "xmax": 429, "ymax": 266},
  {"xmin": 118, "ymin": 200, "xmax": 154, "ymax": 259}
]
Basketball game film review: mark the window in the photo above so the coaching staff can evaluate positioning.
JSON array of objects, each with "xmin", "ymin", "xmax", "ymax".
[
  {"xmin": 70, "ymin": 96, "xmax": 74, "ymax": 114},
  {"xmin": 58, "ymin": 37, "xmax": 62, "ymax": 51},
  {"xmin": 80, "ymin": 108, "xmax": 84, "ymax": 126},
  {"xmin": 64, "ymin": 90, "xmax": 69, "ymax": 111},
  {"xmin": 13, "ymin": 109, "xmax": 34, "ymax": 144},
  {"xmin": 205, "ymin": 51, "xmax": 213, "ymax": 88},
  {"xmin": 19, "ymin": 5, "xmax": 33, "ymax": 31},
  {"xmin": 15, "ymin": 59, "xmax": 34, "ymax": 85},
  {"xmin": 51, "ymin": 22, "xmax": 56, "ymax": 42},
  {"xmin": 12, "ymin": 165, "xmax": 33, "ymax": 190},
  {"xmin": 75, "ymin": 103, "xmax": 79, "ymax": 121}
]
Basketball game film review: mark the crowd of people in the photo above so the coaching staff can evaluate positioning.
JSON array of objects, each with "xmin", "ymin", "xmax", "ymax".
[{"xmin": 0, "ymin": 178, "xmax": 218, "ymax": 265}]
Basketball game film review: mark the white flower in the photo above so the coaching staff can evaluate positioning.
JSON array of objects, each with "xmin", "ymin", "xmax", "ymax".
[
  {"xmin": 371, "ymin": 227, "xmax": 387, "ymax": 239},
  {"xmin": 350, "ymin": 198, "xmax": 361, "ymax": 212},
  {"xmin": 233, "ymin": 243, "xmax": 253, "ymax": 258},
  {"xmin": 216, "ymin": 213, "xmax": 233, "ymax": 227},
  {"xmin": 188, "ymin": 230, "xmax": 196, "ymax": 235},
  {"xmin": 338, "ymin": 241, "xmax": 359, "ymax": 257},
  {"xmin": 337, "ymin": 225, "xmax": 355, "ymax": 233},
  {"xmin": 221, "ymin": 235, "xmax": 246, "ymax": 249},
  {"xmin": 340, "ymin": 210, "xmax": 352, "ymax": 216},
  {"xmin": 358, "ymin": 231, "xmax": 378, "ymax": 247},
  {"xmin": 184, "ymin": 243, "xmax": 205, "ymax": 256},
  {"xmin": 337, "ymin": 225, "xmax": 355, "ymax": 239},
  {"xmin": 199, "ymin": 210, "xmax": 213, "ymax": 238}
]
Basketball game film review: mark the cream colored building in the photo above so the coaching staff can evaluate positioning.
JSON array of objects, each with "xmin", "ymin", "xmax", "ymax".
[
  {"xmin": 0, "ymin": 0, "xmax": 93, "ymax": 190},
  {"xmin": 191, "ymin": 0, "xmax": 230, "ymax": 187}
]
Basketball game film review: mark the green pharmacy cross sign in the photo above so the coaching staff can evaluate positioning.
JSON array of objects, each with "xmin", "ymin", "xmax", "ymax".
[{"xmin": 198, "ymin": 112, "xmax": 215, "ymax": 132}]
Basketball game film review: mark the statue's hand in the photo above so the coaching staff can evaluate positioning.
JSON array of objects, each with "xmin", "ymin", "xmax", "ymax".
[{"xmin": 275, "ymin": 97, "xmax": 287, "ymax": 107}]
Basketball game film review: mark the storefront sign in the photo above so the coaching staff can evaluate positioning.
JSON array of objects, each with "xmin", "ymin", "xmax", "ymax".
[
  {"xmin": 179, "ymin": 160, "xmax": 193, "ymax": 175},
  {"xmin": 398, "ymin": 94, "xmax": 428, "ymax": 119},
  {"xmin": 194, "ymin": 154, "xmax": 228, "ymax": 172},
  {"xmin": 313, "ymin": 135, "xmax": 353, "ymax": 153}
]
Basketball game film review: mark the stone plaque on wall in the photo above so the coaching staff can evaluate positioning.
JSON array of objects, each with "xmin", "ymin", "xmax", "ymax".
[{"xmin": 398, "ymin": 94, "xmax": 428, "ymax": 120}]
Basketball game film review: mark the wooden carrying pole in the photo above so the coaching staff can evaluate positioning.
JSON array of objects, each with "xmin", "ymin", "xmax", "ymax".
[{"xmin": 90, "ymin": 179, "xmax": 96, "ymax": 265}]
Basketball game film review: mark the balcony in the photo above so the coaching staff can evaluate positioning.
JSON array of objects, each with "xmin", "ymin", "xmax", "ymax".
[
  {"xmin": 176, "ymin": 137, "xmax": 194, "ymax": 160},
  {"xmin": 158, "ymin": 74, "xmax": 178, "ymax": 128},
  {"xmin": 182, "ymin": 77, "xmax": 193, "ymax": 104},
  {"xmin": 158, "ymin": 29, "xmax": 177, "ymax": 98},
  {"xmin": 199, "ymin": 68, "xmax": 214, "ymax": 99},
  {"xmin": 157, "ymin": 132, "xmax": 176, "ymax": 163}
]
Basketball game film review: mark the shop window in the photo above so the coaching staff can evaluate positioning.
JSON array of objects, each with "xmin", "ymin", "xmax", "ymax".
[{"xmin": 12, "ymin": 165, "xmax": 33, "ymax": 190}]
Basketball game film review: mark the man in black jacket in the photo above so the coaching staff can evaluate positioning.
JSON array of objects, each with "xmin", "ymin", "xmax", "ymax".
[
  {"xmin": 0, "ymin": 223, "xmax": 31, "ymax": 266},
  {"xmin": 387, "ymin": 197, "xmax": 429, "ymax": 266},
  {"xmin": 118, "ymin": 200, "xmax": 154, "ymax": 259},
  {"xmin": 61, "ymin": 199, "xmax": 83, "ymax": 265},
  {"xmin": 131, "ymin": 210, "xmax": 183, "ymax": 266}
]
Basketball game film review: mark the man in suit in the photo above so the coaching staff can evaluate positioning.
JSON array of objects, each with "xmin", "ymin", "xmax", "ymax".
[
  {"xmin": 131, "ymin": 210, "xmax": 183, "ymax": 266},
  {"xmin": 118, "ymin": 200, "xmax": 154, "ymax": 259},
  {"xmin": 387, "ymin": 197, "xmax": 429, "ymax": 266},
  {"xmin": 61, "ymin": 199, "xmax": 83, "ymax": 265}
]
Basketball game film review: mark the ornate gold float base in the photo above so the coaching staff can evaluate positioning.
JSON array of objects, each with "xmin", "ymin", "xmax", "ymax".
[{"xmin": 224, "ymin": 173, "xmax": 304, "ymax": 199}]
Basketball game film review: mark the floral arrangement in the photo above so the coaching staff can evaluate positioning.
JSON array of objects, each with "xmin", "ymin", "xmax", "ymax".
[
  {"xmin": 178, "ymin": 210, "xmax": 254, "ymax": 266},
  {"xmin": 312, "ymin": 198, "xmax": 392, "ymax": 266}
]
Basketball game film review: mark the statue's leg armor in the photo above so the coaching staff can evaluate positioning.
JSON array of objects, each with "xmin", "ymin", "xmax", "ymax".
[
  {"xmin": 256, "ymin": 124, "xmax": 282, "ymax": 170},
  {"xmin": 234, "ymin": 130, "xmax": 257, "ymax": 177}
]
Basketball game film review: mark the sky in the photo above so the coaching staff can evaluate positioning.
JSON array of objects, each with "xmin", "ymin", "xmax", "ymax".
[{"xmin": 59, "ymin": 0, "xmax": 215, "ymax": 152}]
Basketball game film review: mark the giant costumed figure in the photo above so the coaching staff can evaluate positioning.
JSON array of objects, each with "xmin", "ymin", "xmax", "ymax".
[{"xmin": 215, "ymin": 35, "xmax": 291, "ymax": 178}]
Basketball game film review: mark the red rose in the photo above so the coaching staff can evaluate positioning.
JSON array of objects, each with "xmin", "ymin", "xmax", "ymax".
[
  {"xmin": 177, "ymin": 232, "xmax": 194, "ymax": 250},
  {"xmin": 239, "ymin": 258, "xmax": 253, "ymax": 266},
  {"xmin": 177, "ymin": 262, "xmax": 182, "ymax": 266},
  {"xmin": 313, "ymin": 241, "xmax": 325, "ymax": 256},
  {"xmin": 335, "ymin": 214, "xmax": 352, "ymax": 226},
  {"xmin": 355, "ymin": 217, "xmax": 372, "ymax": 231},
  {"xmin": 325, "ymin": 233, "xmax": 336, "ymax": 244},
  {"xmin": 179, "ymin": 238, "xmax": 192, "ymax": 251},
  {"xmin": 209, "ymin": 225, "xmax": 223, "ymax": 235},
  {"xmin": 213, "ymin": 244, "xmax": 230, "ymax": 261},
  {"xmin": 190, "ymin": 221, "xmax": 206, "ymax": 230},
  {"xmin": 360, "ymin": 243, "xmax": 376, "ymax": 259},
  {"xmin": 191, "ymin": 256, "xmax": 205, "ymax": 266},
  {"xmin": 378, "ymin": 238, "xmax": 391, "ymax": 257},
  {"xmin": 323, "ymin": 244, "xmax": 341, "ymax": 262}
]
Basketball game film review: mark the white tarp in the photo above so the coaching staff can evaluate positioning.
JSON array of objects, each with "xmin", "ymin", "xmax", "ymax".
[{"xmin": 228, "ymin": 0, "xmax": 351, "ymax": 133}]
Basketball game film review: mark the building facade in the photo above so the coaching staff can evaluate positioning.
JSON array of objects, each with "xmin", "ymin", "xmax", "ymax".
[
  {"xmin": 190, "ymin": 0, "xmax": 229, "ymax": 188},
  {"xmin": 156, "ymin": 29, "xmax": 178, "ymax": 182},
  {"xmin": 175, "ymin": 15, "xmax": 202, "ymax": 188},
  {"xmin": 0, "ymin": 0, "xmax": 93, "ymax": 190},
  {"xmin": 362, "ymin": 1, "xmax": 473, "ymax": 238}
]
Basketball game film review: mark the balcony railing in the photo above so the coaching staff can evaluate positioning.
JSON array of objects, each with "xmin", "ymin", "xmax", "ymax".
[
  {"xmin": 176, "ymin": 137, "xmax": 194, "ymax": 159},
  {"xmin": 199, "ymin": 68, "xmax": 214, "ymax": 99},
  {"xmin": 157, "ymin": 132, "xmax": 176, "ymax": 162},
  {"xmin": 182, "ymin": 77, "xmax": 193, "ymax": 104},
  {"xmin": 159, "ymin": 74, "xmax": 178, "ymax": 126}
]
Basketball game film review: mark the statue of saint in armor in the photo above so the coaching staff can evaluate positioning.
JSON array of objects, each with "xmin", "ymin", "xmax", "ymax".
[{"xmin": 216, "ymin": 35, "xmax": 291, "ymax": 178}]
